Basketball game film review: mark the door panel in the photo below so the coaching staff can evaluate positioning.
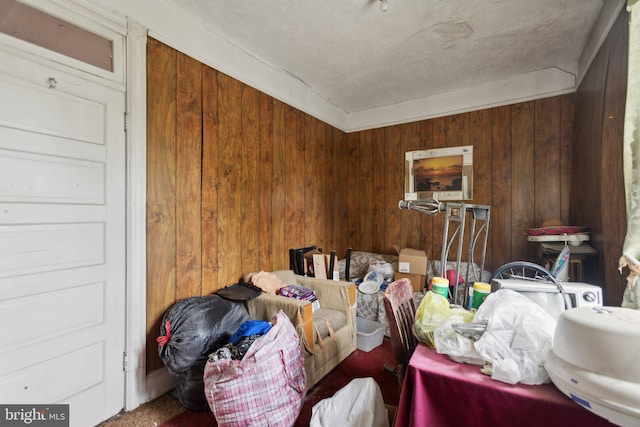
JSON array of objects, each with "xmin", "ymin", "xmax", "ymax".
[
  {"xmin": 0, "ymin": 342, "xmax": 105, "ymax": 402},
  {"xmin": 0, "ymin": 148, "xmax": 105, "ymax": 203},
  {"xmin": 0, "ymin": 48, "xmax": 125, "ymax": 427},
  {"xmin": 0, "ymin": 223, "xmax": 104, "ymax": 277},
  {"xmin": 0, "ymin": 282, "xmax": 104, "ymax": 349},
  {"xmin": 0, "ymin": 75, "xmax": 105, "ymax": 143}
]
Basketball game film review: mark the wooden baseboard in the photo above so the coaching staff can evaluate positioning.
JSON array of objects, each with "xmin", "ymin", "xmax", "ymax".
[{"xmin": 144, "ymin": 367, "xmax": 178, "ymax": 402}]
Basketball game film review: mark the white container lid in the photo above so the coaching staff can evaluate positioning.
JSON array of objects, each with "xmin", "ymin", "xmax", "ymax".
[
  {"xmin": 553, "ymin": 307, "xmax": 640, "ymax": 383},
  {"xmin": 358, "ymin": 280, "xmax": 380, "ymax": 294}
]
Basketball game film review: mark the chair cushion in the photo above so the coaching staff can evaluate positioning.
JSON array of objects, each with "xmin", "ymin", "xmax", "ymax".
[
  {"xmin": 312, "ymin": 308, "xmax": 346, "ymax": 342},
  {"xmin": 272, "ymin": 270, "xmax": 299, "ymax": 286}
]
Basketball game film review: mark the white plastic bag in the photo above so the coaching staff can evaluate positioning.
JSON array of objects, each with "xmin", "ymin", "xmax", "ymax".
[
  {"xmin": 472, "ymin": 289, "xmax": 556, "ymax": 385},
  {"xmin": 368, "ymin": 260, "xmax": 395, "ymax": 281},
  {"xmin": 434, "ymin": 315, "xmax": 485, "ymax": 365},
  {"xmin": 309, "ymin": 377, "xmax": 389, "ymax": 427}
]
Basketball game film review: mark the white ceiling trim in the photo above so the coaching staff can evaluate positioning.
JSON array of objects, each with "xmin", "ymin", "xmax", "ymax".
[
  {"xmin": 346, "ymin": 67, "xmax": 576, "ymax": 132},
  {"xmin": 88, "ymin": 0, "xmax": 624, "ymax": 133}
]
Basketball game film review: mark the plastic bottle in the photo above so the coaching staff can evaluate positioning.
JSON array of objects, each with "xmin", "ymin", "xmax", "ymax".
[
  {"xmin": 431, "ymin": 276, "xmax": 450, "ymax": 299},
  {"xmin": 471, "ymin": 282, "xmax": 491, "ymax": 309}
]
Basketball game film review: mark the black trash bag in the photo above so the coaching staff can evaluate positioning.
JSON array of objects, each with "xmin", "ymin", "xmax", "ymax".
[
  {"xmin": 171, "ymin": 358, "xmax": 209, "ymax": 411},
  {"xmin": 157, "ymin": 294, "xmax": 250, "ymax": 376}
]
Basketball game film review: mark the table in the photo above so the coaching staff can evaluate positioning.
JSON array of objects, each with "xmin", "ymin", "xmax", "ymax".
[{"xmin": 395, "ymin": 344, "xmax": 617, "ymax": 427}]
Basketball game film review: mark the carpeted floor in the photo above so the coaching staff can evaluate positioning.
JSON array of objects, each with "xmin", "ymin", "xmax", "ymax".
[
  {"xmin": 100, "ymin": 337, "xmax": 399, "ymax": 426},
  {"xmin": 97, "ymin": 393, "xmax": 185, "ymax": 427}
]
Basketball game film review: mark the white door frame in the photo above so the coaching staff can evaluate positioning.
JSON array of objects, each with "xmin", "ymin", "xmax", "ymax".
[
  {"xmin": 123, "ymin": 10, "xmax": 176, "ymax": 411},
  {"xmin": 123, "ymin": 17, "xmax": 150, "ymax": 410},
  {"xmin": 104, "ymin": 6, "xmax": 175, "ymax": 412}
]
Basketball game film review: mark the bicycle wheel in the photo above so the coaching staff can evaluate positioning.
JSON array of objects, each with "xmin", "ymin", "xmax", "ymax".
[{"xmin": 490, "ymin": 261, "xmax": 570, "ymax": 310}]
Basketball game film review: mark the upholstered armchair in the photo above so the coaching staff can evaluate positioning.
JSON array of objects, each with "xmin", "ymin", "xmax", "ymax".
[{"xmin": 244, "ymin": 270, "xmax": 357, "ymax": 390}]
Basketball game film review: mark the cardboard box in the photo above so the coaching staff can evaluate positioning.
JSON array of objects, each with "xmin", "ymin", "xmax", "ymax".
[
  {"xmin": 303, "ymin": 250, "xmax": 323, "ymax": 276},
  {"xmin": 397, "ymin": 247, "xmax": 428, "ymax": 275},
  {"xmin": 312, "ymin": 254, "xmax": 327, "ymax": 279},
  {"xmin": 394, "ymin": 272, "xmax": 427, "ymax": 292},
  {"xmin": 307, "ymin": 251, "xmax": 339, "ymax": 280}
]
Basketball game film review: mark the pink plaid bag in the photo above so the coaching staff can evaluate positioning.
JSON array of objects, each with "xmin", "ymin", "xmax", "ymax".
[{"xmin": 204, "ymin": 310, "xmax": 307, "ymax": 426}]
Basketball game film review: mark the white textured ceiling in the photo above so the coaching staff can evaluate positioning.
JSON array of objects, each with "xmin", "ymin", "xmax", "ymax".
[{"xmin": 169, "ymin": 0, "xmax": 604, "ymax": 115}]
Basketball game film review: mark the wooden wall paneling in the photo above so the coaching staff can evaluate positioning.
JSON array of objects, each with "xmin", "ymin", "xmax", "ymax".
[
  {"xmin": 469, "ymin": 109, "xmax": 493, "ymax": 270},
  {"xmin": 315, "ymin": 121, "xmax": 330, "ymax": 252},
  {"xmin": 384, "ymin": 125, "xmax": 403, "ymax": 253},
  {"xmin": 490, "ymin": 106, "xmax": 513, "ymax": 270},
  {"xmin": 534, "ymin": 97, "xmax": 561, "ymax": 226},
  {"xmin": 570, "ymin": 81, "xmax": 597, "ymax": 226},
  {"xmin": 432, "ymin": 117, "xmax": 446, "ymax": 145},
  {"xmin": 304, "ymin": 115, "xmax": 321, "ymax": 251},
  {"xmin": 328, "ymin": 128, "xmax": 337, "ymax": 255},
  {"xmin": 586, "ymin": 28, "xmax": 611, "ymax": 216},
  {"xmin": 470, "ymin": 110, "xmax": 492, "ymax": 206},
  {"xmin": 146, "ymin": 38, "xmax": 177, "ymax": 372},
  {"xmin": 573, "ymin": 37, "xmax": 609, "ymax": 286},
  {"xmin": 258, "ymin": 93, "xmax": 274, "ymax": 271},
  {"xmin": 446, "ymin": 114, "xmax": 470, "ymax": 147},
  {"xmin": 201, "ymin": 65, "xmax": 219, "ymax": 294},
  {"xmin": 271, "ymin": 100, "xmax": 287, "ymax": 269},
  {"xmin": 343, "ymin": 129, "xmax": 352, "ymax": 254},
  {"xmin": 346, "ymin": 132, "xmax": 362, "ymax": 251},
  {"xmin": 600, "ymin": 8, "xmax": 628, "ymax": 304},
  {"xmin": 335, "ymin": 128, "xmax": 348, "ymax": 254},
  {"xmin": 357, "ymin": 130, "xmax": 373, "ymax": 252},
  {"xmin": 327, "ymin": 123, "xmax": 337, "ymax": 252},
  {"xmin": 217, "ymin": 73, "xmax": 243, "ymax": 288},
  {"xmin": 559, "ymin": 94, "xmax": 574, "ymax": 225},
  {"xmin": 175, "ymin": 52, "xmax": 202, "ymax": 299},
  {"xmin": 325, "ymin": 126, "xmax": 336, "ymax": 252},
  {"xmin": 340, "ymin": 130, "xmax": 355, "ymax": 253},
  {"xmin": 401, "ymin": 121, "xmax": 422, "ymax": 250},
  {"xmin": 342, "ymin": 130, "xmax": 351, "ymax": 254},
  {"xmin": 330, "ymin": 127, "xmax": 341, "ymax": 253},
  {"xmin": 241, "ymin": 85, "xmax": 261, "ymax": 275},
  {"xmin": 284, "ymin": 106, "xmax": 305, "ymax": 254},
  {"xmin": 510, "ymin": 102, "xmax": 536, "ymax": 261},
  {"xmin": 331, "ymin": 127, "xmax": 341, "ymax": 253},
  {"xmin": 371, "ymin": 127, "xmax": 387, "ymax": 254},
  {"xmin": 339, "ymin": 96, "xmax": 580, "ymax": 276}
]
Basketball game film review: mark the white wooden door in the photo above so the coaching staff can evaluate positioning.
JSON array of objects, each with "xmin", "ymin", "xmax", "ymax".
[{"xmin": 0, "ymin": 49, "xmax": 126, "ymax": 427}]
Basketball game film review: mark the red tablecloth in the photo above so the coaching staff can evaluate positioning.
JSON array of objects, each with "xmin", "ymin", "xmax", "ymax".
[{"xmin": 395, "ymin": 344, "xmax": 617, "ymax": 427}]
